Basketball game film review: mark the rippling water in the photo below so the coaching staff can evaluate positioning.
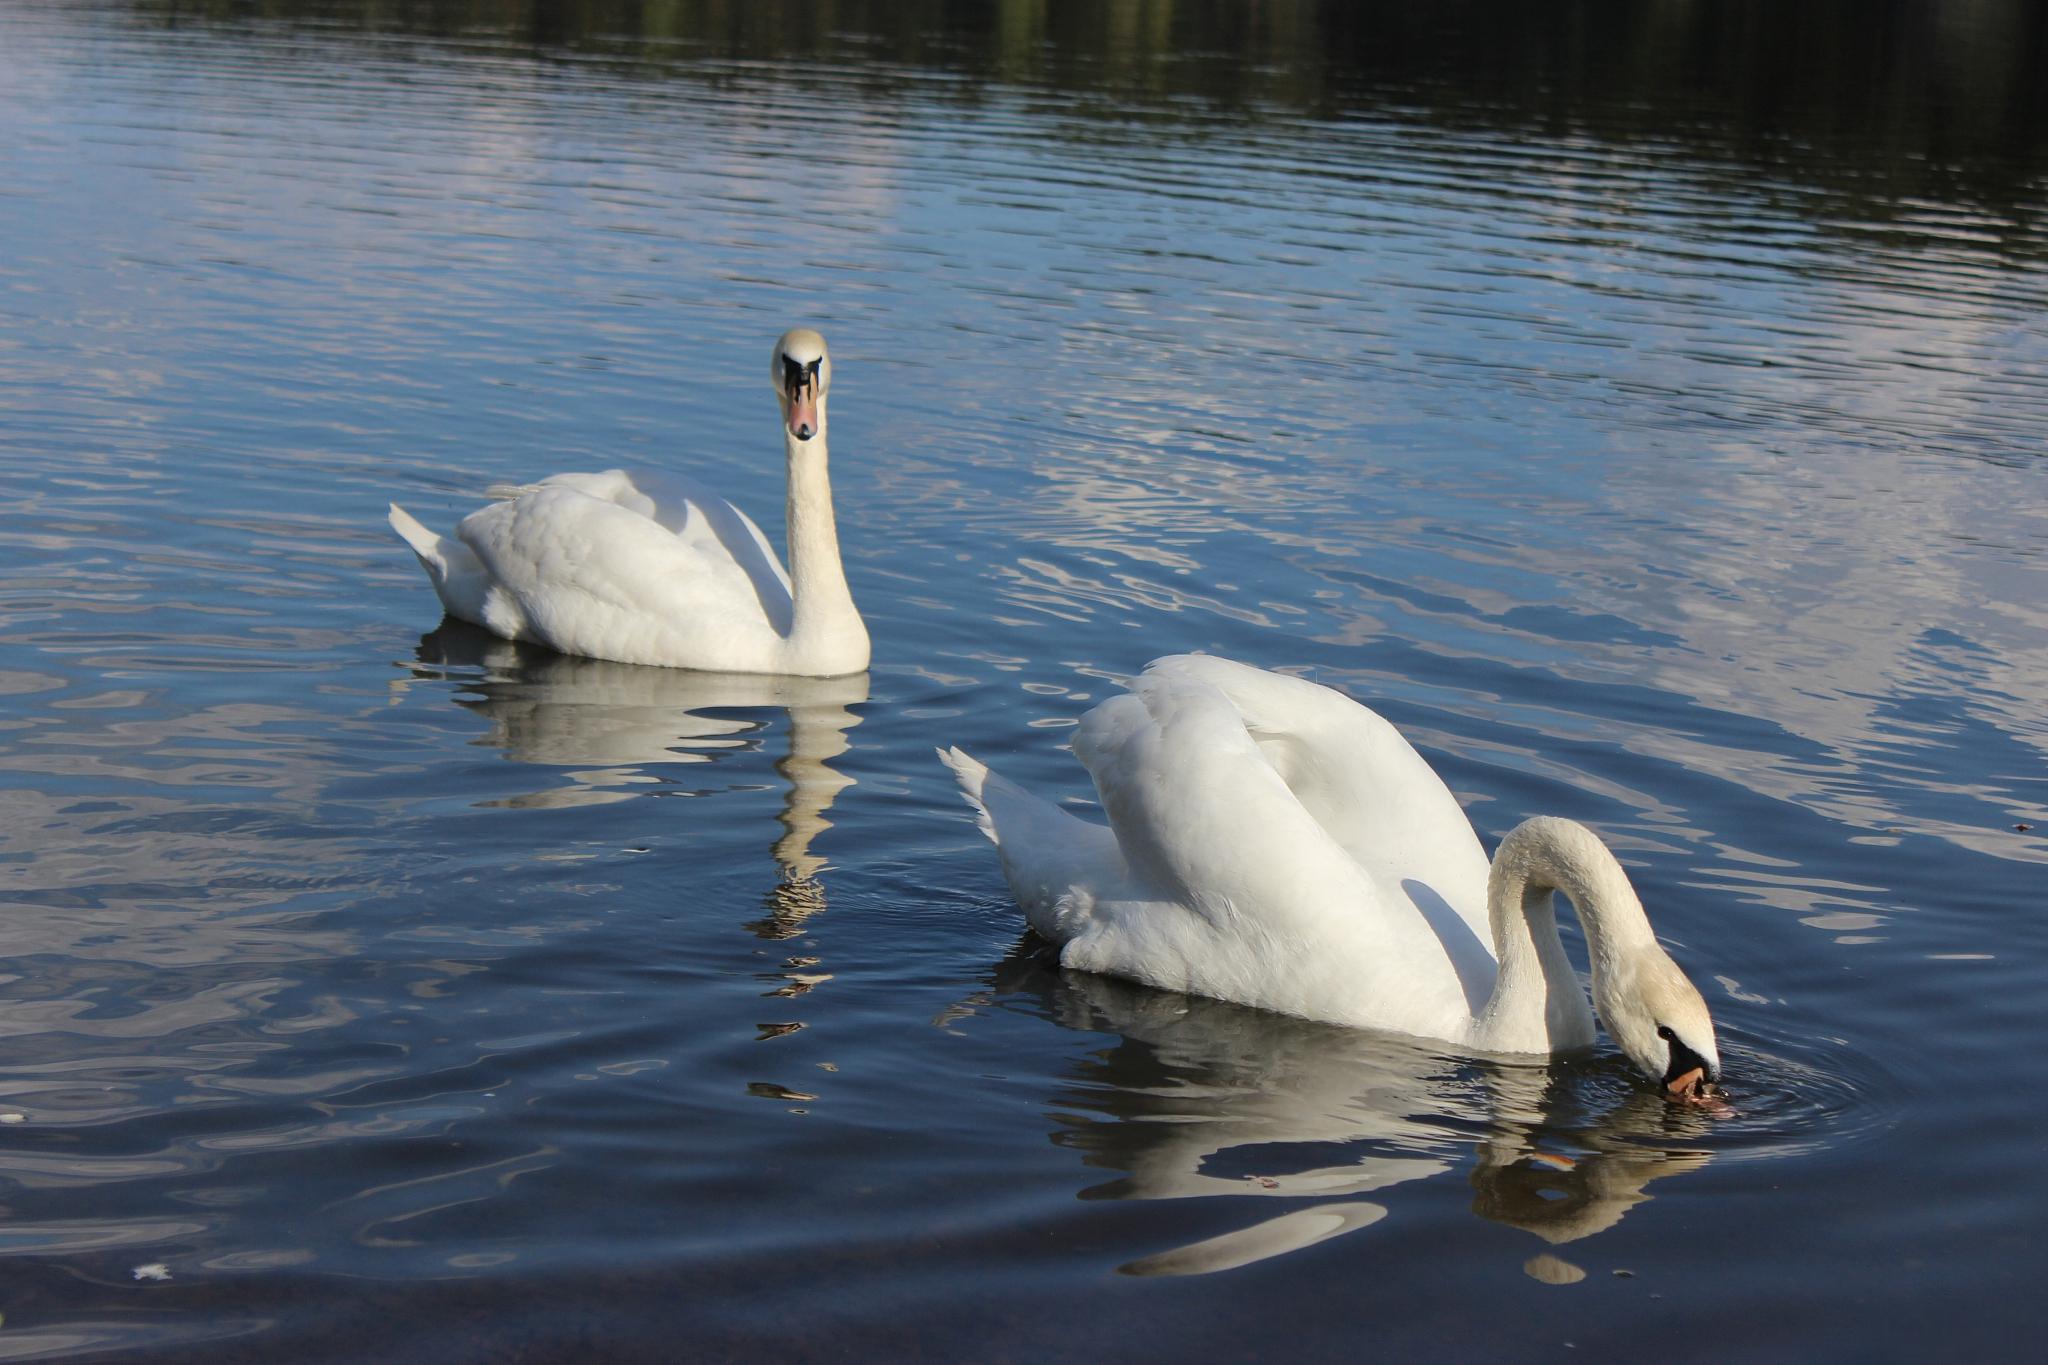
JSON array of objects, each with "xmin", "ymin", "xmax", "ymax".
[{"xmin": 2, "ymin": 1, "xmax": 2045, "ymax": 1359}]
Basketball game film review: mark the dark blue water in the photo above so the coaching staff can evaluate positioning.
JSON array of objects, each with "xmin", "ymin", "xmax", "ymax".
[{"xmin": 1, "ymin": 1, "xmax": 2044, "ymax": 1359}]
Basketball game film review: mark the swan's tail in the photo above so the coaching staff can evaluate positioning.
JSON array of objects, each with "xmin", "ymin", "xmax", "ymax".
[
  {"xmin": 939, "ymin": 745, "xmax": 1066, "ymax": 847},
  {"xmin": 388, "ymin": 504, "xmax": 446, "ymax": 576},
  {"xmin": 388, "ymin": 503, "xmax": 493, "ymax": 625},
  {"xmin": 938, "ymin": 746, "xmax": 999, "ymax": 843},
  {"xmin": 937, "ymin": 747, "xmax": 1123, "ymax": 944},
  {"xmin": 939, "ymin": 744, "xmax": 1103, "ymax": 855}
]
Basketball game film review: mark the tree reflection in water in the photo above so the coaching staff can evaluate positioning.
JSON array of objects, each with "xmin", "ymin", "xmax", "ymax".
[{"xmin": 132, "ymin": 0, "xmax": 2048, "ymax": 241}]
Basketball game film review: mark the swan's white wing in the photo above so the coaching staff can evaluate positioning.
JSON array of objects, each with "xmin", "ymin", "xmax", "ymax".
[
  {"xmin": 1144, "ymin": 657, "xmax": 1493, "ymax": 930},
  {"xmin": 528, "ymin": 470, "xmax": 792, "ymax": 598},
  {"xmin": 1064, "ymin": 661, "xmax": 1480, "ymax": 1031},
  {"xmin": 1072, "ymin": 673, "xmax": 1365, "ymax": 926},
  {"xmin": 452, "ymin": 472, "xmax": 794, "ymax": 671},
  {"xmin": 1138, "ymin": 655, "xmax": 1497, "ymax": 1014}
]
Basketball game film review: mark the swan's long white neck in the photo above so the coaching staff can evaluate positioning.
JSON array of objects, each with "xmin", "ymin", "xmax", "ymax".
[
  {"xmin": 1471, "ymin": 816, "xmax": 1655, "ymax": 1053},
  {"xmin": 781, "ymin": 404, "xmax": 868, "ymax": 673}
]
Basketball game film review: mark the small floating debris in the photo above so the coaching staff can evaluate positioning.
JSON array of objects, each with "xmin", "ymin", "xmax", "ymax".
[
  {"xmin": 755, "ymin": 1022, "xmax": 804, "ymax": 1041},
  {"xmin": 132, "ymin": 1264, "xmax": 172, "ymax": 1282},
  {"xmin": 0, "ymin": 1113, "xmax": 25, "ymax": 1125},
  {"xmin": 2016, "ymin": 823, "xmax": 2034, "ymax": 833}
]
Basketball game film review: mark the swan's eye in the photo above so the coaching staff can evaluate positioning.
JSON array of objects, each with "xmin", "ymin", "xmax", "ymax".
[
  {"xmin": 1656, "ymin": 1024, "xmax": 1676, "ymax": 1042},
  {"xmin": 781, "ymin": 355, "xmax": 821, "ymax": 394}
]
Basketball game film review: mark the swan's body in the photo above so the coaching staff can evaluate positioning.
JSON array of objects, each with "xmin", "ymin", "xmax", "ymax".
[
  {"xmin": 941, "ymin": 654, "xmax": 1720, "ymax": 1092},
  {"xmin": 389, "ymin": 329, "xmax": 867, "ymax": 676}
]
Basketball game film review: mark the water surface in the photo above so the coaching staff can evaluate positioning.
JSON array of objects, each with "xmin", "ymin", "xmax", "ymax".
[{"xmin": 1, "ymin": 2, "xmax": 2045, "ymax": 1359}]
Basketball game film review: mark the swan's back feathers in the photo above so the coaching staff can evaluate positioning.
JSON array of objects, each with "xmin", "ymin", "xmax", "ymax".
[
  {"xmin": 437, "ymin": 470, "xmax": 801, "ymax": 671},
  {"xmin": 1134, "ymin": 655, "xmax": 1497, "ymax": 1010},
  {"xmin": 949, "ymin": 656, "xmax": 1498, "ymax": 1035},
  {"xmin": 1072, "ymin": 671, "xmax": 1366, "ymax": 929},
  {"xmin": 1141, "ymin": 655, "xmax": 1487, "ymax": 898},
  {"xmin": 519, "ymin": 469, "xmax": 791, "ymax": 594},
  {"xmin": 1056, "ymin": 659, "xmax": 1484, "ymax": 1025},
  {"xmin": 1077, "ymin": 657, "xmax": 1488, "ymax": 926}
]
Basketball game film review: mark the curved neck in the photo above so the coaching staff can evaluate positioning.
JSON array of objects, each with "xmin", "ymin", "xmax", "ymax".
[
  {"xmin": 782, "ymin": 406, "xmax": 867, "ymax": 671},
  {"xmin": 1473, "ymin": 817, "xmax": 1651, "ymax": 1052}
]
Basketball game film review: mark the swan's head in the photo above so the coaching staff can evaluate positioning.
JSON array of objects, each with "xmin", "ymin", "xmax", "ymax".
[
  {"xmin": 1595, "ymin": 946, "xmax": 1722, "ymax": 1104},
  {"xmin": 772, "ymin": 328, "xmax": 831, "ymax": 443},
  {"xmin": 1499, "ymin": 818, "xmax": 1720, "ymax": 1105},
  {"xmin": 1498, "ymin": 816, "xmax": 1725, "ymax": 1106}
]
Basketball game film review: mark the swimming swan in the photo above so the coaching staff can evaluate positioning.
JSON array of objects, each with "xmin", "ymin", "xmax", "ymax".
[
  {"xmin": 940, "ymin": 654, "xmax": 1721, "ymax": 1098},
  {"xmin": 388, "ymin": 329, "xmax": 868, "ymax": 676}
]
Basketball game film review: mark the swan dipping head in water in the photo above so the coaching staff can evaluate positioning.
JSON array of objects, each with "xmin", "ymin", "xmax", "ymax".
[
  {"xmin": 1486, "ymin": 816, "xmax": 1721, "ymax": 1101},
  {"xmin": 942, "ymin": 654, "xmax": 1724, "ymax": 1105}
]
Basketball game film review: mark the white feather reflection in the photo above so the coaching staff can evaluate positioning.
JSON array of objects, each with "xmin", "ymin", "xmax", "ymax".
[
  {"xmin": 978, "ymin": 954, "xmax": 1715, "ymax": 1276},
  {"xmin": 403, "ymin": 622, "xmax": 865, "ymax": 925}
]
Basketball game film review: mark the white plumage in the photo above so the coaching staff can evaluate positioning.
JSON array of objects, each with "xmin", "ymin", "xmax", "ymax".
[
  {"xmin": 943, "ymin": 654, "xmax": 1722, "ymax": 1093},
  {"xmin": 389, "ymin": 328, "xmax": 867, "ymax": 676}
]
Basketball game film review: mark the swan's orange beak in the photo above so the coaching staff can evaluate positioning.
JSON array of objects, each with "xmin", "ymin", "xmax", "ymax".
[
  {"xmin": 1660, "ymin": 1030, "xmax": 1721, "ymax": 1102},
  {"xmin": 778, "ymin": 350, "xmax": 824, "ymax": 441},
  {"xmin": 1664, "ymin": 1066, "xmax": 1734, "ymax": 1116},
  {"xmin": 1665, "ymin": 1066, "xmax": 1706, "ymax": 1100},
  {"xmin": 785, "ymin": 387, "xmax": 819, "ymax": 442}
]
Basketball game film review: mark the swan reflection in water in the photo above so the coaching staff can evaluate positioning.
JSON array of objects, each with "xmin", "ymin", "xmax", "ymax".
[
  {"xmin": 404, "ymin": 621, "xmax": 864, "ymax": 938},
  {"xmin": 964, "ymin": 948, "xmax": 1716, "ymax": 1277}
]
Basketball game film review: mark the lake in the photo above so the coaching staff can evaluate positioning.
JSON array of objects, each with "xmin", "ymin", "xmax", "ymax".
[{"xmin": 1, "ymin": 0, "xmax": 2045, "ymax": 1359}]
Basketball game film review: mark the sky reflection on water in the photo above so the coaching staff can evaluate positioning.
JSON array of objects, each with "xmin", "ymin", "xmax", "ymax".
[{"xmin": 0, "ymin": 1, "xmax": 2044, "ymax": 1360}]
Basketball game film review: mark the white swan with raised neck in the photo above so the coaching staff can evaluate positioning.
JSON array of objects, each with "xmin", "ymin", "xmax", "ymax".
[
  {"xmin": 389, "ymin": 328, "xmax": 868, "ymax": 676},
  {"xmin": 941, "ymin": 654, "xmax": 1721, "ymax": 1096}
]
